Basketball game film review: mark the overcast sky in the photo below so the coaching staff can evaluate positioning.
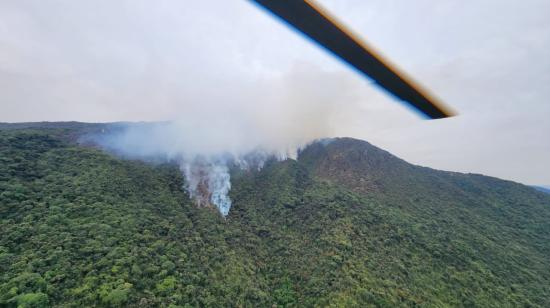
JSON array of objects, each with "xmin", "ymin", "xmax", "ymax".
[{"xmin": 1, "ymin": 0, "xmax": 549, "ymax": 185}]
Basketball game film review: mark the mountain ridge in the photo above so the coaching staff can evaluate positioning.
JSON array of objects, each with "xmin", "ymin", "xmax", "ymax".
[{"xmin": 0, "ymin": 121, "xmax": 537, "ymax": 188}]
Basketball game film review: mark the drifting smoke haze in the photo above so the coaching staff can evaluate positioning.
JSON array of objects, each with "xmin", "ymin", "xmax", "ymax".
[{"xmin": 90, "ymin": 63, "xmax": 364, "ymax": 215}]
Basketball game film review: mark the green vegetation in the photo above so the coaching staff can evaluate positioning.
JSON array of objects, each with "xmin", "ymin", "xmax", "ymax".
[{"xmin": 1, "ymin": 127, "xmax": 550, "ymax": 307}]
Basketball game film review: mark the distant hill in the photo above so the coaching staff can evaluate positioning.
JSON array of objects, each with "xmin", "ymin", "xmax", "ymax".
[
  {"xmin": 0, "ymin": 121, "xmax": 105, "ymax": 130},
  {"xmin": 532, "ymin": 186, "xmax": 550, "ymax": 194},
  {"xmin": 1, "ymin": 124, "xmax": 549, "ymax": 307}
]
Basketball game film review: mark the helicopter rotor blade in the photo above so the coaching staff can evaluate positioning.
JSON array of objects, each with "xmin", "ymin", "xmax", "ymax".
[{"xmin": 251, "ymin": 0, "xmax": 455, "ymax": 119}]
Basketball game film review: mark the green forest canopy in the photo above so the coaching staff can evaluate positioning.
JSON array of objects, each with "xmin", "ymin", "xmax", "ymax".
[{"xmin": 1, "ymin": 127, "xmax": 549, "ymax": 307}]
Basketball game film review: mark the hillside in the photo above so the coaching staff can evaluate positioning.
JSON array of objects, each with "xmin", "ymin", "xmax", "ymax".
[{"xmin": 1, "ymin": 125, "xmax": 550, "ymax": 307}]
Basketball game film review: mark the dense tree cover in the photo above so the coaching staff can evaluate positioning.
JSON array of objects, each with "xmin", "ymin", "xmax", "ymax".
[{"xmin": 1, "ymin": 128, "xmax": 550, "ymax": 307}]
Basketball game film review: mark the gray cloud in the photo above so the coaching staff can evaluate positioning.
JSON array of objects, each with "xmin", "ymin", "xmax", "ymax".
[{"xmin": 1, "ymin": 0, "xmax": 549, "ymax": 185}]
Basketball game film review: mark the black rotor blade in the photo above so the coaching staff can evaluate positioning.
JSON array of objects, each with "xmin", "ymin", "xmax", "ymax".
[{"xmin": 251, "ymin": 0, "xmax": 455, "ymax": 119}]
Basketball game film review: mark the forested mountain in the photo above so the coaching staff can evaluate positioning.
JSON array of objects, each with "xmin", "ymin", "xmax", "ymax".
[{"xmin": 1, "ymin": 124, "xmax": 549, "ymax": 307}]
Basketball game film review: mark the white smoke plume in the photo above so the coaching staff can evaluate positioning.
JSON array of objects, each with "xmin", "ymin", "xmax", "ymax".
[
  {"xmin": 180, "ymin": 158, "xmax": 232, "ymax": 216},
  {"xmin": 89, "ymin": 64, "xmax": 365, "ymax": 215}
]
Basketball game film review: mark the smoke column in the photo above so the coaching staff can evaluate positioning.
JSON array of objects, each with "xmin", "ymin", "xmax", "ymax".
[
  {"xmin": 88, "ymin": 64, "xmax": 365, "ymax": 216},
  {"xmin": 180, "ymin": 158, "xmax": 232, "ymax": 216},
  {"xmin": 90, "ymin": 121, "xmax": 294, "ymax": 216}
]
